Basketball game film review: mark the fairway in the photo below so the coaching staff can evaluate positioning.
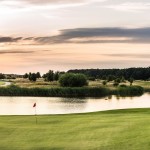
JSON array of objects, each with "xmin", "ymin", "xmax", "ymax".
[{"xmin": 0, "ymin": 109, "xmax": 150, "ymax": 150}]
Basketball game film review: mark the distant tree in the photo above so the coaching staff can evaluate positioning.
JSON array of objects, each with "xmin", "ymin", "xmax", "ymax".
[
  {"xmin": 36, "ymin": 72, "xmax": 41, "ymax": 78},
  {"xmin": 128, "ymin": 77, "xmax": 134, "ymax": 86},
  {"xmin": 68, "ymin": 67, "xmax": 150, "ymax": 81},
  {"xmin": 120, "ymin": 76, "xmax": 125, "ymax": 83},
  {"xmin": 107, "ymin": 75, "xmax": 115, "ymax": 82},
  {"xmin": 59, "ymin": 73, "xmax": 88, "ymax": 87},
  {"xmin": 113, "ymin": 78, "xmax": 121, "ymax": 87},
  {"xmin": 23, "ymin": 73, "xmax": 29, "ymax": 79},
  {"xmin": 114, "ymin": 78, "xmax": 121, "ymax": 84},
  {"xmin": 102, "ymin": 80, "xmax": 107, "ymax": 86},
  {"xmin": 88, "ymin": 77, "xmax": 95, "ymax": 81},
  {"xmin": 0, "ymin": 73, "xmax": 5, "ymax": 79},
  {"xmin": 42, "ymin": 74, "xmax": 46, "ymax": 79},
  {"xmin": 44, "ymin": 70, "xmax": 54, "ymax": 82},
  {"xmin": 54, "ymin": 71, "xmax": 60, "ymax": 81},
  {"xmin": 113, "ymin": 82, "xmax": 119, "ymax": 87},
  {"xmin": 28, "ymin": 73, "xmax": 37, "ymax": 82},
  {"xmin": 102, "ymin": 75, "xmax": 107, "ymax": 80}
]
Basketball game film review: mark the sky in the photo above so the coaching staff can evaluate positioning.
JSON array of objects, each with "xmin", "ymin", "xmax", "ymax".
[{"xmin": 0, "ymin": 0, "xmax": 150, "ymax": 74}]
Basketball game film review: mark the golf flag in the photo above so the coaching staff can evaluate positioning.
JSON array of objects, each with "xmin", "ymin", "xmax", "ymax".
[{"xmin": 33, "ymin": 103, "xmax": 36, "ymax": 107}]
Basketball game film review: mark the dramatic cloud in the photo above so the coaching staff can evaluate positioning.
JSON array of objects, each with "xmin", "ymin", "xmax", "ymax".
[
  {"xmin": 1, "ymin": 27, "xmax": 150, "ymax": 44},
  {"xmin": 35, "ymin": 27, "xmax": 150, "ymax": 44}
]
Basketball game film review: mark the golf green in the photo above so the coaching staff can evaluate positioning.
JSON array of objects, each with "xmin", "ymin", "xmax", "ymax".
[{"xmin": 0, "ymin": 108, "xmax": 150, "ymax": 150}]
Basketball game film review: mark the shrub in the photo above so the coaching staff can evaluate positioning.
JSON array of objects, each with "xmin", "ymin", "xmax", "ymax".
[
  {"xmin": 113, "ymin": 82, "xmax": 119, "ymax": 87},
  {"xmin": 119, "ymin": 84, "xmax": 127, "ymax": 87},
  {"xmin": 59, "ymin": 73, "xmax": 88, "ymax": 87},
  {"xmin": 118, "ymin": 86, "xmax": 144, "ymax": 96},
  {"xmin": 102, "ymin": 80, "xmax": 107, "ymax": 86}
]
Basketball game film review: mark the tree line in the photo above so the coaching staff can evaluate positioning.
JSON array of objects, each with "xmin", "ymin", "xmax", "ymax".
[
  {"xmin": 23, "ymin": 71, "xmax": 88, "ymax": 87},
  {"xmin": 68, "ymin": 67, "xmax": 150, "ymax": 80},
  {"xmin": 23, "ymin": 70, "xmax": 65, "ymax": 82}
]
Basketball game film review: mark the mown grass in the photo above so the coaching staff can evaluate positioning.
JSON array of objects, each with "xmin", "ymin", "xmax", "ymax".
[{"xmin": 0, "ymin": 108, "xmax": 150, "ymax": 150}]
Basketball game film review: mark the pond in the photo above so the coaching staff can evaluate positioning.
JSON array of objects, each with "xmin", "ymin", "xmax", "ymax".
[{"xmin": 0, "ymin": 93, "xmax": 150, "ymax": 115}]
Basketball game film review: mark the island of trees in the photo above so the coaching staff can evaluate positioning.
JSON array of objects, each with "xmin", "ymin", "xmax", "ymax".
[{"xmin": 0, "ymin": 67, "xmax": 149, "ymax": 97}]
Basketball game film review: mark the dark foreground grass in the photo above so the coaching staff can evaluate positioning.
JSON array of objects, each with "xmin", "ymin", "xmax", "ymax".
[{"xmin": 0, "ymin": 108, "xmax": 150, "ymax": 150}]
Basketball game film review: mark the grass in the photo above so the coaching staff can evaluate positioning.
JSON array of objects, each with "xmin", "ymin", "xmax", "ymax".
[
  {"xmin": 11, "ymin": 78, "xmax": 59, "ymax": 88},
  {"xmin": 0, "ymin": 85, "xmax": 111, "ymax": 97},
  {"xmin": 11, "ymin": 78, "xmax": 150, "ymax": 90},
  {"xmin": 0, "ymin": 108, "xmax": 150, "ymax": 150},
  {"xmin": 0, "ymin": 81, "xmax": 5, "ymax": 86}
]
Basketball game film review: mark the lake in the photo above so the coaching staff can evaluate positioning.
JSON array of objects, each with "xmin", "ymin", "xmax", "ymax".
[{"xmin": 0, "ymin": 93, "xmax": 150, "ymax": 115}]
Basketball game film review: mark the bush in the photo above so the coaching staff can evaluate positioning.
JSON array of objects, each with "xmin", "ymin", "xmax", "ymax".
[
  {"xmin": 102, "ymin": 80, "xmax": 107, "ymax": 86},
  {"xmin": 29, "ymin": 73, "xmax": 37, "ymax": 82},
  {"xmin": 88, "ymin": 77, "xmax": 96, "ymax": 81},
  {"xmin": 59, "ymin": 73, "xmax": 88, "ymax": 87},
  {"xmin": 113, "ymin": 82, "xmax": 119, "ymax": 87},
  {"xmin": 118, "ymin": 86, "xmax": 144, "ymax": 96},
  {"xmin": 119, "ymin": 84, "xmax": 127, "ymax": 87}
]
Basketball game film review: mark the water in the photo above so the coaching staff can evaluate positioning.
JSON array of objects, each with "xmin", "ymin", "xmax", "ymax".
[{"xmin": 0, "ymin": 93, "xmax": 150, "ymax": 115}]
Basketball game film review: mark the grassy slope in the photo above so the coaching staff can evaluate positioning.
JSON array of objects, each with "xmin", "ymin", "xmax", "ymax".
[{"xmin": 0, "ymin": 108, "xmax": 150, "ymax": 150}]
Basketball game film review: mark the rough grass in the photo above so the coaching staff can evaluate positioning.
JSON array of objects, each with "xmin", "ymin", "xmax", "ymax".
[
  {"xmin": 0, "ymin": 108, "xmax": 150, "ymax": 150},
  {"xmin": 12, "ymin": 78, "xmax": 59, "ymax": 88},
  {"xmin": 0, "ymin": 81, "xmax": 5, "ymax": 86}
]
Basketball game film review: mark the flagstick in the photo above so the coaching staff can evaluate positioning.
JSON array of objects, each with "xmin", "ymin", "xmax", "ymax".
[{"xmin": 35, "ymin": 105, "xmax": 37, "ymax": 124}]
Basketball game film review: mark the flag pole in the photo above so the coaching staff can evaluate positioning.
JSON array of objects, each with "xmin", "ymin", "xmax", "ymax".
[
  {"xmin": 33, "ymin": 103, "xmax": 37, "ymax": 124},
  {"xmin": 35, "ymin": 105, "xmax": 37, "ymax": 124}
]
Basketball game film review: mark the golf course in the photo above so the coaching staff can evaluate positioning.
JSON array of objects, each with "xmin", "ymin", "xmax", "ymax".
[{"xmin": 1, "ymin": 108, "xmax": 150, "ymax": 150}]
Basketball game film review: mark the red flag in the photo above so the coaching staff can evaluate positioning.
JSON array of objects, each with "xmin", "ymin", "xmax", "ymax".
[{"xmin": 33, "ymin": 103, "xmax": 36, "ymax": 107}]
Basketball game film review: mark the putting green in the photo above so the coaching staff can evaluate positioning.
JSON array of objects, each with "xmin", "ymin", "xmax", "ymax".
[{"xmin": 0, "ymin": 109, "xmax": 150, "ymax": 150}]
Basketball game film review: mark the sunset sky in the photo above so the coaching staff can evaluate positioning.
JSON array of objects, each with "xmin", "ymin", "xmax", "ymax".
[{"xmin": 0, "ymin": 0, "xmax": 150, "ymax": 74}]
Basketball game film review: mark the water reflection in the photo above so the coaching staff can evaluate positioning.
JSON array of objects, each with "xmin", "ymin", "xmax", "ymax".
[{"xmin": 0, "ymin": 93, "xmax": 150, "ymax": 115}]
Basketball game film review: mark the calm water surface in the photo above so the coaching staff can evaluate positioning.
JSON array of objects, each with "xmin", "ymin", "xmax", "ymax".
[{"xmin": 0, "ymin": 93, "xmax": 150, "ymax": 115}]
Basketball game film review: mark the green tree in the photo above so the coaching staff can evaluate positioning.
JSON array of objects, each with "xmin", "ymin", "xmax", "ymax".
[
  {"xmin": 44, "ymin": 70, "xmax": 54, "ymax": 82},
  {"xmin": 0, "ymin": 73, "xmax": 5, "ymax": 79},
  {"xmin": 36, "ymin": 72, "xmax": 41, "ymax": 78},
  {"xmin": 59, "ymin": 73, "xmax": 88, "ymax": 87},
  {"xmin": 28, "ymin": 73, "xmax": 37, "ymax": 82},
  {"xmin": 128, "ymin": 77, "xmax": 134, "ymax": 86},
  {"xmin": 23, "ymin": 73, "xmax": 29, "ymax": 79},
  {"xmin": 113, "ymin": 82, "xmax": 119, "ymax": 87},
  {"xmin": 114, "ymin": 78, "xmax": 121, "ymax": 84},
  {"xmin": 54, "ymin": 71, "xmax": 60, "ymax": 81},
  {"xmin": 102, "ymin": 80, "xmax": 107, "ymax": 86},
  {"xmin": 107, "ymin": 75, "xmax": 115, "ymax": 82}
]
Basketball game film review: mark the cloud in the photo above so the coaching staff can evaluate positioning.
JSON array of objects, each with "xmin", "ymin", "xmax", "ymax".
[
  {"xmin": 0, "ymin": 0, "xmax": 106, "ymax": 9},
  {"xmin": 103, "ymin": 54, "xmax": 150, "ymax": 59},
  {"xmin": 0, "ymin": 50, "xmax": 34, "ymax": 54},
  {"xmin": 1, "ymin": 27, "xmax": 150, "ymax": 44},
  {"xmin": 34, "ymin": 27, "xmax": 150, "ymax": 44},
  {"xmin": 105, "ymin": 2, "xmax": 150, "ymax": 12},
  {"xmin": 0, "ymin": 37, "xmax": 22, "ymax": 43}
]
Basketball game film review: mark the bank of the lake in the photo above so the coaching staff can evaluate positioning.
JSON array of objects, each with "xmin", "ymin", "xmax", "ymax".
[
  {"xmin": 0, "ymin": 108, "xmax": 150, "ymax": 150},
  {"xmin": 0, "ymin": 85, "xmax": 144, "ymax": 97}
]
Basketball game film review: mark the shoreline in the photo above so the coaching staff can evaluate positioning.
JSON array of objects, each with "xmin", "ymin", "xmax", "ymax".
[{"xmin": 0, "ymin": 85, "xmax": 144, "ymax": 97}]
